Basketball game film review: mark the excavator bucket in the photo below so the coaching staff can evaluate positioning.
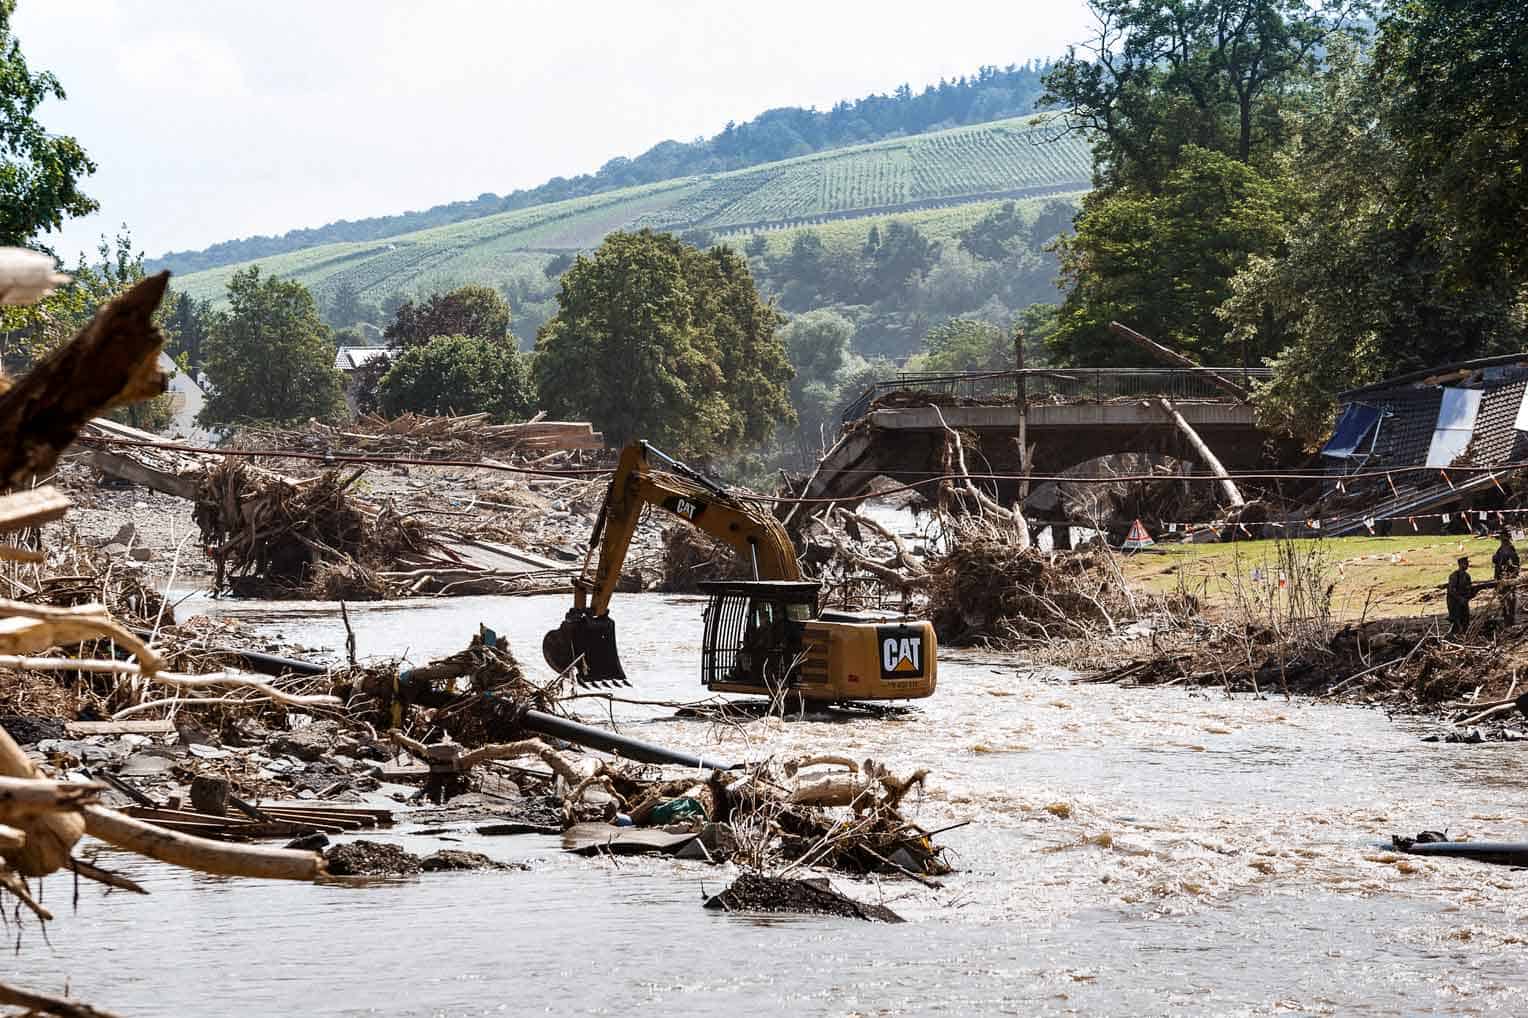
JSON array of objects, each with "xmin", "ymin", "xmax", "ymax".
[{"xmin": 543, "ymin": 609, "xmax": 630, "ymax": 687}]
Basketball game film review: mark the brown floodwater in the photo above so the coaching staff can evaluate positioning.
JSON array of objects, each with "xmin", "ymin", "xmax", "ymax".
[{"xmin": 10, "ymin": 593, "xmax": 1528, "ymax": 1015}]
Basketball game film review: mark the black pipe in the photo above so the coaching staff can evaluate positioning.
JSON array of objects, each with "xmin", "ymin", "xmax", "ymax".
[
  {"xmin": 1397, "ymin": 841, "xmax": 1528, "ymax": 867},
  {"xmin": 130, "ymin": 629, "xmax": 325, "ymax": 677},
  {"xmin": 519, "ymin": 708, "xmax": 737, "ymax": 771}
]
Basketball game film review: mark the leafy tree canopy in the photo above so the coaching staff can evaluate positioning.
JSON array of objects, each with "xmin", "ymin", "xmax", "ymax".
[
  {"xmin": 198, "ymin": 267, "xmax": 345, "ymax": 426},
  {"xmin": 534, "ymin": 230, "xmax": 794, "ymax": 458},
  {"xmin": 914, "ymin": 318, "xmax": 1011, "ymax": 373},
  {"xmin": 383, "ymin": 284, "xmax": 511, "ymax": 351},
  {"xmin": 0, "ymin": 0, "xmax": 97, "ymax": 249},
  {"xmin": 378, "ymin": 334, "xmax": 535, "ymax": 421},
  {"xmin": 1049, "ymin": 145, "xmax": 1292, "ymax": 366},
  {"xmin": 326, "ymin": 279, "xmax": 380, "ymax": 329},
  {"xmin": 1375, "ymin": 0, "xmax": 1528, "ymax": 288},
  {"xmin": 1223, "ymin": 37, "xmax": 1527, "ymax": 444},
  {"xmin": 1042, "ymin": 0, "xmax": 1368, "ymax": 190}
]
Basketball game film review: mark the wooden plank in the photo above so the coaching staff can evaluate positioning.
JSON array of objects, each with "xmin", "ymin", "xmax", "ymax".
[
  {"xmin": 66, "ymin": 720, "xmax": 176, "ymax": 736},
  {"xmin": 0, "ymin": 486, "xmax": 70, "ymax": 533},
  {"xmin": 80, "ymin": 448, "xmax": 202, "ymax": 500},
  {"xmin": 255, "ymin": 801, "xmax": 395, "ymax": 819}
]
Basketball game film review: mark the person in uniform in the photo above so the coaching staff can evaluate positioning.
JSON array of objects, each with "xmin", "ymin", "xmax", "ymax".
[
  {"xmin": 1493, "ymin": 531, "xmax": 1520, "ymax": 625},
  {"xmin": 1447, "ymin": 555, "xmax": 1476, "ymax": 634}
]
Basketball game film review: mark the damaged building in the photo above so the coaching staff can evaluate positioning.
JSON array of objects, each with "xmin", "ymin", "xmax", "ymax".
[{"xmin": 1317, "ymin": 354, "xmax": 1528, "ymax": 535}]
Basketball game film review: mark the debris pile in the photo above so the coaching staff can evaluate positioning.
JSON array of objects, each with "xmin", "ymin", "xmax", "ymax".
[
  {"xmin": 233, "ymin": 411, "xmax": 604, "ymax": 460},
  {"xmin": 194, "ymin": 461, "xmax": 440, "ymax": 598},
  {"xmin": 655, "ymin": 525, "xmax": 749, "ymax": 592}
]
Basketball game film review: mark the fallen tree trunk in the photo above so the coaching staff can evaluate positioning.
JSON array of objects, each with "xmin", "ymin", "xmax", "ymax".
[
  {"xmin": 0, "ymin": 724, "xmax": 84, "ymax": 876},
  {"xmin": 0, "ymin": 981, "xmax": 121, "ymax": 1018},
  {"xmin": 1153, "ymin": 397, "xmax": 1245, "ymax": 508},
  {"xmin": 0, "ymin": 775, "xmax": 102, "ymax": 821},
  {"xmin": 81, "ymin": 805, "xmax": 325, "ymax": 881},
  {"xmin": 1109, "ymin": 321, "xmax": 1250, "ymax": 402}
]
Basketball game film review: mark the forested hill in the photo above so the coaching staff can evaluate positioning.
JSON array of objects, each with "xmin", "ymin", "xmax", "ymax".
[{"xmin": 147, "ymin": 62, "xmax": 1051, "ymax": 275}]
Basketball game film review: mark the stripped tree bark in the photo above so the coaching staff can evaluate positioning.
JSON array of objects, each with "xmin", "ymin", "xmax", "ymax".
[
  {"xmin": 1153, "ymin": 397, "xmax": 1246, "ymax": 508},
  {"xmin": 1108, "ymin": 321, "xmax": 1250, "ymax": 402},
  {"xmin": 0, "ymin": 272, "xmax": 169, "ymax": 487}
]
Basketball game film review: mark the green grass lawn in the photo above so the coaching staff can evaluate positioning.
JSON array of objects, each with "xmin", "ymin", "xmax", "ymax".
[{"xmin": 1121, "ymin": 533, "xmax": 1510, "ymax": 621}]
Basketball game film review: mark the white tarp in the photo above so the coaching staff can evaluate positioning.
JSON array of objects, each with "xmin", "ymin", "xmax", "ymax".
[{"xmin": 1425, "ymin": 387, "xmax": 1483, "ymax": 467}]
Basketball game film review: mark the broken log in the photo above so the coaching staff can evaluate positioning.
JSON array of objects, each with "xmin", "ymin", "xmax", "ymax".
[
  {"xmin": 0, "ymin": 247, "xmax": 71, "ymax": 305},
  {"xmin": 0, "ymin": 486, "xmax": 70, "ymax": 532},
  {"xmin": 81, "ymin": 805, "xmax": 325, "ymax": 881},
  {"xmin": 0, "ymin": 981, "xmax": 121, "ymax": 1018},
  {"xmin": 1152, "ymin": 397, "xmax": 1246, "ymax": 508},
  {"xmin": 0, "ymin": 776, "xmax": 103, "ymax": 821},
  {"xmin": 1108, "ymin": 321, "xmax": 1250, "ymax": 402},
  {"xmin": 0, "ymin": 272, "xmax": 169, "ymax": 487}
]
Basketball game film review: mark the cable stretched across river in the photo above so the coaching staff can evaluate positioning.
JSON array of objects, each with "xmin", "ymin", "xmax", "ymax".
[{"xmin": 78, "ymin": 433, "xmax": 1528, "ymax": 505}]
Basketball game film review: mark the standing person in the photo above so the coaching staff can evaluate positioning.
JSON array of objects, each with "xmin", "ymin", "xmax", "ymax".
[
  {"xmin": 1447, "ymin": 556, "xmax": 1476, "ymax": 634},
  {"xmin": 1494, "ymin": 531, "xmax": 1520, "ymax": 625}
]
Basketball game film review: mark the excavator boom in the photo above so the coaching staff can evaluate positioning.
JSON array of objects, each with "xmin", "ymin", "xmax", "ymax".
[{"xmin": 544, "ymin": 441, "xmax": 798, "ymax": 684}]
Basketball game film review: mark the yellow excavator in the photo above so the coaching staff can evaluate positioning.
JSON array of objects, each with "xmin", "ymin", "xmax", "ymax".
[{"xmin": 543, "ymin": 441, "xmax": 937, "ymax": 703}]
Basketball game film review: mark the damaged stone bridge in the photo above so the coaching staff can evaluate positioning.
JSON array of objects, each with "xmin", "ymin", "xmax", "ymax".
[{"xmin": 787, "ymin": 367, "xmax": 1284, "ymax": 528}]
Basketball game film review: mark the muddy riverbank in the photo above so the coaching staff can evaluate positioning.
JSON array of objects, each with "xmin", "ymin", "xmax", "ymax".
[{"xmin": 14, "ymin": 593, "xmax": 1528, "ymax": 1015}]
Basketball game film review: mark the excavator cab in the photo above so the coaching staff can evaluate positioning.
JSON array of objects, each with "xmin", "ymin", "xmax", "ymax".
[{"xmin": 697, "ymin": 580, "xmax": 819, "ymax": 692}]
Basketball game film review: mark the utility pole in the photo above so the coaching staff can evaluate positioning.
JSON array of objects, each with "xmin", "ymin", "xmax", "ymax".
[{"xmin": 1014, "ymin": 324, "xmax": 1031, "ymax": 505}]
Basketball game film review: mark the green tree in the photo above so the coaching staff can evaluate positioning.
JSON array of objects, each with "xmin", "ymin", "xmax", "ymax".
[
  {"xmin": 383, "ymin": 284, "xmax": 511, "ymax": 351},
  {"xmin": 781, "ymin": 309, "xmax": 854, "ymax": 394},
  {"xmin": 1042, "ymin": 0, "xmax": 1367, "ymax": 190},
  {"xmin": 378, "ymin": 334, "xmax": 535, "ymax": 420},
  {"xmin": 326, "ymin": 279, "xmax": 379, "ymax": 328},
  {"xmin": 915, "ymin": 317, "xmax": 1010, "ymax": 373},
  {"xmin": 534, "ymin": 230, "xmax": 794, "ymax": 457},
  {"xmin": 1375, "ymin": 0, "xmax": 1528, "ymax": 289},
  {"xmin": 0, "ymin": 0, "xmax": 97, "ymax": 248},
  {"xmin": 198, "ymin": 267, "xmax": 345, "ymax": 425},
  {"xmin": 865, "ymin": 221, "xmax": 940, "ymax": 301},
  {"xmin": 1223, "ymin": 38, "xmax": 1526, "ymax": 444},
  {"xmin": 778, "ymin": 310, "xmax": 857, "ymax": 462},
  {"xmin": 958, "ymin": 202, "xmax": 1027, "ymax": 262},
  {"xmin": 163, "ymin": 291, "xmax": 213, "ymax": 373},
  {"xmin": 1049, "ymin": 146, "xmax": 1292, "ymax": 366}
]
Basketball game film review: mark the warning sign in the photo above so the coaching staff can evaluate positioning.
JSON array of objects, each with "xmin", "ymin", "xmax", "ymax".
[{"xmin": 1123, "ymin": 518, "xmax": 1154, "ymax": 551}]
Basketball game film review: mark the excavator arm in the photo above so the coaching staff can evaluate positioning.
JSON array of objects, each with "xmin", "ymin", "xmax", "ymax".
[{"xmin": 543, "ymin": 441, "xmax": 800, "ymax": 684}]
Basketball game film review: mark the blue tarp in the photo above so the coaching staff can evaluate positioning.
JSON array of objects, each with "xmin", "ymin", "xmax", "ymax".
[{"xmin": 1321, "ymin": 403, "xmax": 1381, "ymax": 459}]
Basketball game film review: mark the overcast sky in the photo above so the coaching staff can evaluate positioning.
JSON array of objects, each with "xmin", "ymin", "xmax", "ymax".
[{"xmin": 15, "ymin": 1, "xmax": 1095, "ymax": 263}]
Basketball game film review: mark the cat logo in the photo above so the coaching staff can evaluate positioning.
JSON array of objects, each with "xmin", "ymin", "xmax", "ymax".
[
  {"xmin": 878, "ymin": 627, "xmax": 924, "ymax": 679},
  {"xmin": 663, "ymin": 496, "xmax": 705, "ymax": 522}
]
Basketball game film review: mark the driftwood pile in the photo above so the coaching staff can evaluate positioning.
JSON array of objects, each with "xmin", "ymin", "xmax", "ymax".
[
  {"xmin": 233, "ymin": 411, "xmax": 604, "ymax": 459},
  {"xmin": 0, "ymin": 261, "xmax": 342, "ymax": 1016},
  {"xmin": 654, "ymin": 525, "xmax": 749, "ymax": 592},
  {"xmin": 336, "ymin": 627, "xmax": 562, "ymax": 745},
  {"xmin": 193, "ymin": 460, "xmax": 441, "ymax": 598},
  {"xmin": 928, "ymin": 540, "xmax": 1144, "ymax": 644}
]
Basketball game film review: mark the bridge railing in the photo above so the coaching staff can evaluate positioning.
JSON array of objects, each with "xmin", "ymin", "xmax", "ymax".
[{"xmin": 839, "ymin": 366, "xmax": 1272, "ymax": 423}]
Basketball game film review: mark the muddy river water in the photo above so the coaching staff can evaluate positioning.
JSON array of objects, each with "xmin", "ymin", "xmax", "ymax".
[{"xmin": 14, "ymin": 594, "xmax": 1528, "ymax": 1015}]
